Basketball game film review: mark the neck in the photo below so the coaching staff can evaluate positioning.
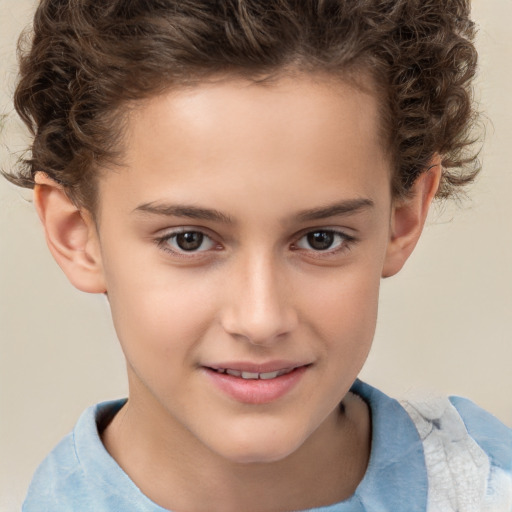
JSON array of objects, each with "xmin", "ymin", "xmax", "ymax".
[{"xmin": 102, "ymin": 390, "xmax": 371, "ymax": 512}]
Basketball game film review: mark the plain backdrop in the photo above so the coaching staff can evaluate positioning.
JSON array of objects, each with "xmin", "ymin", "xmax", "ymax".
[{"xmin": 1, "ymin": 1, "xmax": 511, "ymax": 511}]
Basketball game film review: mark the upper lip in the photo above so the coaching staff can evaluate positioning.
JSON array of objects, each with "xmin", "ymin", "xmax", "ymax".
[{"xmin": 205, "ymin": 361, "xmax": 310, "ymax": 373}]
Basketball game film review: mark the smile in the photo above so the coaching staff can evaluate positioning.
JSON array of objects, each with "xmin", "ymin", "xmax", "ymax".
[
  {"xmin": 204, "ymin": 364, "xmax": 310, "ymax": 404},
  {"xmin": 211, "ymin": 368, "xmax": 295, "ymax": 380}
]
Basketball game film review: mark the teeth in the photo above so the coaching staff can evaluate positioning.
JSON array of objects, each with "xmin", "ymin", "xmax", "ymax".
[
  {"xmin": 214, "ymin": 367, "xmax": 296, "ymax": 379},
  {"xmin": 241, "ymin": 371, "xmax": 259, "ymax": 379},
  {"xmin": 259, "ymin": 371, "xmax": 279, "ymax": 380}
]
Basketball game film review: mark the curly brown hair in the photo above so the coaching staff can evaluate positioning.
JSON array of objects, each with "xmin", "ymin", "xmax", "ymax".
[{"xmin": 5, "ymin": 0, "xmax": 479, "ymax": 211}]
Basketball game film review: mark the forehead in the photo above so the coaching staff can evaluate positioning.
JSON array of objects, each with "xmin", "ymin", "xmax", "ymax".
[
  {"xmin": 126, "ymin": 73, "xmax": 384, "ymax": 154},
  {"xmin": 98, "ymin": 74, "xmax": 391, "ymax": 218}
]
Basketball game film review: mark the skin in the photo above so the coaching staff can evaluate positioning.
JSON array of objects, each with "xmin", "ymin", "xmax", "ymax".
[{"xmin": 34, "ymin": 74, "xmax": 440, "ymax": 511}]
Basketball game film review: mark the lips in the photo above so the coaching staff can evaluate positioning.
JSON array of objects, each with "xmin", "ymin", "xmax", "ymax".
[
  {"xmin": 210, "ymin": 367, "xmax": 295, "ymax": 380},
  {"xmin": 203, "ymin": 362, "xmax": 310, "ymax": 404}
]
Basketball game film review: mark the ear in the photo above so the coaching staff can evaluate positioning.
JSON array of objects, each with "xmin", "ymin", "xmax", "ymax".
[
  {"xmin": 33, "ymin": 172, "xmax": 106, "ymax": 293},
  {"xmin": 382, "ymin": 156, "xmax": 442, "ymax": 278}
]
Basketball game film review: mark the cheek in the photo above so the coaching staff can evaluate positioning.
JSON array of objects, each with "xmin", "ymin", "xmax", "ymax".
[
  {"xmin": 301, "ymin": 270, "xmax": 380, "ymax": 412},
  {"xmin": 102, "ymin": 250, "xmax": 219, "ymax": 363},
  {"xmin": 301, "ymin": 225, "xmax": 389, "ymax": 338},
  {"xmin": 304, "ymin": 265, "xmax": 381, "ymax": 340},
  {"xmin": 105, "ymin": 272, "xmax": 222, "ymax": 401}
]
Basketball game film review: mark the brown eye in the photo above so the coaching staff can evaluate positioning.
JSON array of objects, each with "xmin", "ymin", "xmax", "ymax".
[
  {"xmin": 306, "ymin": 231, "xmax": 336, "ymax": 251},
  {"xmin": 295, "ymin": 229, "xmax": 352, "ymax": 253},
  {"xmin": 158, "ymin": 230, "xmax": 216, "ymax": 254},
  {"xmin": 175, "ymin": 231, "xmax": 204, "ymax": 251}
]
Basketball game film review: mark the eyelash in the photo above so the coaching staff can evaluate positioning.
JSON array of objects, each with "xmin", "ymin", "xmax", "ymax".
[
  {"xmin": 291, "ymin": 229, "xmax": 356, "ymax": 258},
  {"xmin": 154, "ymin": 228, "xmax": 356, "ymax": 259},
  {"xmin": 155, "ymin": 228, "xmax": 220, "ymax": 259}
]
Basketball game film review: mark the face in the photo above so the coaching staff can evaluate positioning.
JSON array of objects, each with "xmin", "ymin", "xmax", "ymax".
[{"xmin": 93, "ymin": 75, "xmax": 394, "ymax": 463}]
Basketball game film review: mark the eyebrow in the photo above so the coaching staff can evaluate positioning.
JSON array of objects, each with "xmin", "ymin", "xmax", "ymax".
[
  {"xmin": 295, "ymin": 198, "xmax": 374, "ymax": 221},
  {"xmin": 133, "ymin": 198, "xmax": 374, "ymax": 224},
  {"xmin": 133, "ymin": 202, "xmax": 235, "ymax": 224}
]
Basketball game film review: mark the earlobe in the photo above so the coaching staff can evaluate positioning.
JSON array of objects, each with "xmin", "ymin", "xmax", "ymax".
[
  {"xmin": 34, "ymin": 172, "xmax": 106, "ymax": 293},
  {"xmin": 382, "ymin": 156, "xmax": 442, "ymax": 278}
]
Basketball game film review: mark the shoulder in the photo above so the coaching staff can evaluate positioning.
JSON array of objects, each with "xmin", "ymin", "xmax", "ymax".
[
  {"xmin": 22, "ymin": 399, "xmax": 150, "ymax": 512},
  {"xmin": 22, "ymin": 418, "xmax": 95, "ymax": 511},
  {"xmin": 402, "ymin": 393, "xmax": 512, "ymax": 511},
  {"xmin": 449, "ymin": 395, "xmax": 512, "ymax": 471},
  {"xmin": 401, "ymin": 394, "xmax": 512, "ymax": 469}
]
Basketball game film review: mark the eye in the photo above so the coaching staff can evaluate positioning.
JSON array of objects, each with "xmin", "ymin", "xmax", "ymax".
[
  {"xmin": 157, "ymin": 230, "xmax": 217, "ymax": 254},
  {"xmin": 295, "ymin": 229, "xmax": 352, "ymax": 252}
]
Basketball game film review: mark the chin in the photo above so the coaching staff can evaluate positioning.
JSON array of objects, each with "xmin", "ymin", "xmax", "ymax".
[{"xmin": 210, "ymin": 426, "xmax": 307, "ymax": 465}]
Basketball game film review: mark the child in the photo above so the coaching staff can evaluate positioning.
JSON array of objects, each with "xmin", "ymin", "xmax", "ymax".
[{"xmin": 4, "ymin": 0, "xmax": 512, "ymax": 510}]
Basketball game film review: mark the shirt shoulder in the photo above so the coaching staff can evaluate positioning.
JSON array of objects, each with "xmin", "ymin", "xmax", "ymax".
[
  {"xmin": 22, "ymin": 399, "xmax": 168, "ymax": 512},
  {"xmin": 402, "ymin": 393, "xmax": 512, "ymax": 512},
  {"xmin": 22, "ymin": 430, "xmax": 95, "ymax": 511},
  {"xmin": 449, "ymin": 395, "xmax": 512, "ymax": 471}
]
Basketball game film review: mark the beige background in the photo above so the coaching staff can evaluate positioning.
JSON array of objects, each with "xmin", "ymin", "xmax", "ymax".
[{"xmin": 1, "ymin": 1, "xmax": 511, "ymax": 510}]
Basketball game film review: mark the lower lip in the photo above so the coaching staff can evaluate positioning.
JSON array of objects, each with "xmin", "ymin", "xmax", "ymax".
[{"xmin": 203, "ymin": 366, "xmax": 308, "ymax": 405}]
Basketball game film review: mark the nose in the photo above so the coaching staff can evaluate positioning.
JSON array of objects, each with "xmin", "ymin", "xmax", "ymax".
[{"xmin": 220, "ymin": 252, "xmax": 298, "ymax": 346}]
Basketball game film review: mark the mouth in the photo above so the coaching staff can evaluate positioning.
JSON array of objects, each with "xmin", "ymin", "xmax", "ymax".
[
  {"xmin": 208, "ymin": 367, "xmax": 297, "ymax": 380},
  {"xmin": 203, "ymin": 363, "xmax": 310, "ymax": 404}
]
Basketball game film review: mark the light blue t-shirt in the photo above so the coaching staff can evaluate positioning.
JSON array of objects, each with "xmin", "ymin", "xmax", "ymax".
[{"xmin": 23, "ymin": 380, "xmax": 512, "ymax": 511}]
